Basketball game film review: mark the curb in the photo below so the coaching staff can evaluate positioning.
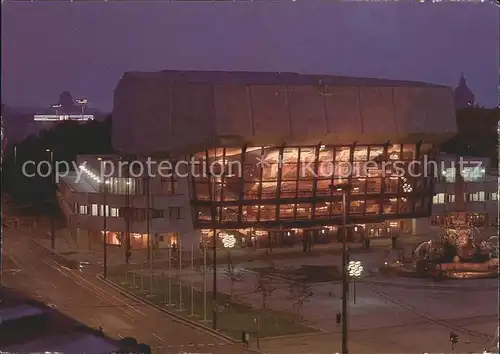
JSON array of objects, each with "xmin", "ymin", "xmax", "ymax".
[
  {"xmin": 363, "ymin": 278, "xmax": 498, "ymax": 291},
  {"xmin": 96, "ymin": 274, "xmax": 265, "ymax": 352}
]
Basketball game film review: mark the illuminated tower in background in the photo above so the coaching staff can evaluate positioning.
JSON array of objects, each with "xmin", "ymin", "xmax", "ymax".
[{"xmin": 453, "ymin": 73, "xmax": 476, "ymax": 109}]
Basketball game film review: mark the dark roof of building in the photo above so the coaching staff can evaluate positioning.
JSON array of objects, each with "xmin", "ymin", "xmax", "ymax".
[
  {"xmin": 122, "ymin": 70, "xmax": 448, "ymax": 88},
  {"xmin": 0, "ymin": 287, "xmax": 119, "ymax": 352}
]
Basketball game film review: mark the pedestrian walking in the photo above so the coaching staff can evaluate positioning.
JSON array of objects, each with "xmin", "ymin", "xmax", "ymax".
[{"xmin": 241, "ymin": 331, "xmax": 250, "ymax": 348}]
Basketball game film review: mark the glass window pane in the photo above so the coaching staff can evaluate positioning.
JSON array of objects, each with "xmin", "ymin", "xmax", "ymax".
[
  {"xmin": 334, "ymin": 162, "xmax": 351, "ymax": 179},
  {"xmin": 388, "ymin": 144, "xmax": 401, "ymax": 160},
  {"xmin": 221, "ymin": 206, "xmax": 239, "ymax": 222},
  {"xmin": 351, "ymin": 178, "xmax": 365, "ymax": 194},
  {"xmin": 316, "ymin": 179, "xmax": 331, "ymax": 196},
  {"xmin": 243, "ymin": 206, "xmax": 258, "ymax": 222},
  {"xmin": 280, "ymin": 181, "xmax": 297, "ymax": 198},
  {"xmin": 350, "ymin": 200, "xmax": 365, "ymax": 214},
  {"xmin": 402, "ymin": 145, "xmax": 415, "ymax": 160},
  {"xmin": 353, "ymin": 147, "xmax": 368, "ymax": 161},
  {"xmin": 369, "ymin": 146, "xmax": 385, "ymax": 160},
  {"xmin": 383, "ymin": 199, "xmax": 397, "ymax": 213},
  {"xmin": 282, "ymin": 147, "xmax": 299, "ymax": 163},
  {"xmin": 260, "ymin": 205, "xmax": 277, "ymax": 221},
  {"xmin": 297, "ymin": 180, "xmax": 314, "ymax": 197},
  {"xmin": 197, "ymin": 206, "xmax": 212, "ymax": 221},
  {"xmin": 280, "ymin": 203, "xmax": 296, "ymax": 219},
  {"xmin": 335, "ymin": 147, "xmax": 351, "ymax": 162},
  {"xmin": 282, "ymin": 163, "xmax": 298, "ymax": 180},
  {"xmin": 365, "ymin": 200, "xmax": 380, "ymax": 214},
  {"xmin": 366, "ymin": 178, "xmax": 381, "ymax": 194},
  {"xmin": 299, "ymin": 147, "xmax": 316, "ymax": 163},
  {"xmin": 296, "ymin": 203, "xmax": 312, "ymax": 219},
  {"xmin": 243, "ymin": 182, "xmax": 259, "ymax": 200},
  {"xmin": 315, "ymin": 203, "xmax": 330, "ymax": 217},
  {"xmin": 398, "ymin": 198, "xmax": 410, "ymax": 213},
  {"xmin": 384, "ymin": 177, "xmax": 398, "ymax": 193},
  {"xmin": 261, "ymin": 181, "xmax": 277, "ymax": 199},
  {"xmin": 331, "ymin": 201, "xmax": 343, "ymax": 215}
]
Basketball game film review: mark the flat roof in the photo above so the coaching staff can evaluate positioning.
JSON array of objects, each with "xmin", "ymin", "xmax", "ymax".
[
  {"xmin": 61, "ymin": 172, "xmax": 98, "ymax": 193},
  {"xmin": 122, "ymin": 70, "xmax": 447, "ymax": 88}
]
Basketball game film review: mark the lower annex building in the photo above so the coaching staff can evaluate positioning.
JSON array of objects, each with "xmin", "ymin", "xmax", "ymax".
[{"xmin": 57, "ymin": 70, "xmax": 457, "ymax": 253}]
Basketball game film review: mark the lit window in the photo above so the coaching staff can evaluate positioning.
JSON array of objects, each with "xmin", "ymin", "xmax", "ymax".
[
  {"xmin": 447, "ymin": 194, "xmax": 455, "ymax": 203},
  {"xmin": 490, "ymin": 192, "xmax": 498, "ymax": 201},
  {"xmin": 100, "ymin": 205, "xmax": 110, "ymax": 216},
  {"xmin": 478, "ymin": 191, "xmax": 485, "ymax": 201},
  {"xmin": 79, "ymin": 205, "xmax": 88, "ymax": 215},
  {"xmin": 91, "ymin": 204, "xmax": 99, "ymax": 216},
  {"xmin": 433, "ymin": 193, "xmax": 445, "ymax": 204},
  {"xmin": 110, "ymin": 207, "xmax": 119, "ymax": 217}
]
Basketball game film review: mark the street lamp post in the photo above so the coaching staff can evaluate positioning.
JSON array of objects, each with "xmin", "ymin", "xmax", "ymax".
[
  {"xmin": 347, "ymin": 261, "xmax": 363, "ymax": 304},
  {"xmin": 221, "ymin": 233, "xmax": 236, "ymax": 270},
  {"xmin": 330, "ymin": 182, "xmax": 352, "ymax": 354},
  {"xmin": 52, "ymin": 104, "xmax": 62, "ymax": 118},
  {"xmin": 46, "ymin": 148, "xmax": 55, "ymax": 250},
  {"xmin": 210, "ymin": 174, "xmax": 218, "ymax": 330},
  {"xmin": 102, "ymin": 179, "xmax": 110, "ymax": 279},
  {"xmin": 76, "ymin": 99, "xmax": 88, "ymax": 120}
]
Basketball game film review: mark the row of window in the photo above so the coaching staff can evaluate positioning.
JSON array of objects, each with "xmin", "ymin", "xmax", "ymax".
[
  {"xmin": 439, "ymin": 167, "xmax": 486, "ymax": 183},
  {"xmin": 433, "ymin": 192, "xmax": 498, "ymax": 204},
  {"xmin": 75, "ymin": 204, "xmax": 185, "ymax": 220},
  {"xmin": 92, "ymin": 176, "xmax": 179, "ymax": 196}
]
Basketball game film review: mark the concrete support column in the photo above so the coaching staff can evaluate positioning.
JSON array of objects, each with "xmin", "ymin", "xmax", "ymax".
[{"xmin": 412, "ymin": 217, "xmax": 431, "ymax": 236}]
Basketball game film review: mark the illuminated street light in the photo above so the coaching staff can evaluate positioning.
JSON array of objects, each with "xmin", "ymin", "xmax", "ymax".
[
  {"xmin": 76, "ymin": 99, "xmax": 88, "ymax": 120},
  {"xmin": 220, "ymin": 232, "xmax": 236, "ymax": 270},
  {"xmin": 348, "ymin": 261, "xmax": 363, "ymax": 304},
  {"xmin": 52, "ymin": 104, "xmax": 62, "ymax": 117}
]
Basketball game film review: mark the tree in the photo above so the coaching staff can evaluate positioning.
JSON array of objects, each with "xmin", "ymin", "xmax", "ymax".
[
  {"xmin": 287, "ymin": 282, "xmax": 313, "ymax": 323},
  {"xmin": 255, "ymin": 273, "xmax": 276, "ymax": 309},
  {"xmin": 224, "ymin": 266, "xmax": 244, "ymax": 299}
]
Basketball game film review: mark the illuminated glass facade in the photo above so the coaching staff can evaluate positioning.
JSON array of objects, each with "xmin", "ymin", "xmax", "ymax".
[{"xmin": 189, "ymin": 143, "xmax": 435, "ymax": 230}]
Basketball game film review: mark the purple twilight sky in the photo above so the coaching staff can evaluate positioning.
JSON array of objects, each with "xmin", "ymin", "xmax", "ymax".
[{"xmin": 1, "ymin": 2, "xmax": 499, "ymax": 112}]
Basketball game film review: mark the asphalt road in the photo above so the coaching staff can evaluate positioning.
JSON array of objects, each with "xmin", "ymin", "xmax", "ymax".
[{"xmin": 2, "ymin": 228, "xmax": 254, "ymax": 354}]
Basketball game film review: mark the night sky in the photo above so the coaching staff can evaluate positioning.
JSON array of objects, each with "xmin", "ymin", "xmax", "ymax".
[{"xmin": 2, "ymin": 2, "xmax": 498, "ymax": 112}]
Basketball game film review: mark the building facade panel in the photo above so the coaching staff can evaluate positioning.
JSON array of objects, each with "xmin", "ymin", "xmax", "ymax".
[
  {"xmin": 359, "ymin": 87, "xmax": 396, "ymax": 134},
  {"xmin": 288, "ymin": 85, "xmax": 328, "ymax": 138},
  {"xmin": 325, "ymin": 86, "xmax": 363, "ymax": 136},
  {"xmin": 213, "ymin": 84, "xmax": 252, "ymax": 137},
  {"xmin": 249, "ymin": 85, "xmax": 291, "ymax": 140},
  {"xmin": 112, "ymin": 71, "xmax": 457, "ymax": 154}
]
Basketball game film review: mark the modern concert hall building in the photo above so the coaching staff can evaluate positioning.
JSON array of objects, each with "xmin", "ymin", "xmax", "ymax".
[{"xmin": 58, "ymin": 70, "xmax": 457, "ymax": 251}]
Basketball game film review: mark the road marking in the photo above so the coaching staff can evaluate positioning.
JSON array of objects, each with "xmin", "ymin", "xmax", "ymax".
[
  {"xmin": 117, "ymin": 332, "xmax": 124, "ymax": 339},
  {"xmin": 45, "ymin": 261, "xmax": 137, "ymax": 322},
  {"xmin": 153, "ymin": 333, "xmax": 166, "ymax": 342},
  {"xmin": 51, "ymin": 283, "xmax": 57, "ymax": 289}
]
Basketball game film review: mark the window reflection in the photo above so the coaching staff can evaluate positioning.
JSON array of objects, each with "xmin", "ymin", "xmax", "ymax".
[
  {"xmin": 296, "ymin": 203, "xmax": 312, "ymax": 219},
  {"xmin": 383, "ymin": 199, "xmax": 398, "ymax": 214},
  {"xmin": 279, "ymin": 204, "xmax": 296, "ymax": 219},
  {"xmin": 190, "ymin": 144, "xmax": 432, "ymax": 226},
  {"xmin": 259, "ymin": 205, "xmax": 276, "ymax": 220},
  {"xmin": 350, "ymin": 200, "xmax": 365, "ymax": 214}
]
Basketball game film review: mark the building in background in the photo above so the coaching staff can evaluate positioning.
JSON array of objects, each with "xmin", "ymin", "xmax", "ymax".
[
  {"xmin": 432, "ymin": 153, "xmax": 498, "ymax": 227},
  {"xmin": 57, "ymin": 70, "xmax": 457, "ymax": 252},
  {"xmin": 453, "ymin": 73, "xmax": 477, "ymax": 109},
  {"xmin": 2, "ymin": 92, "xmax": 101, "ymax": 145}
]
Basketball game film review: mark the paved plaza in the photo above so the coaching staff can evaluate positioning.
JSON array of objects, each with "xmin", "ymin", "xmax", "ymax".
[{"xmin": 18, "ymin": 219, "xmax": 500, "ymax": 353}]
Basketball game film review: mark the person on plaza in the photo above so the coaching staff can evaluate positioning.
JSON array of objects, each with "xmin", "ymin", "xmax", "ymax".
[{"xmin": 241, "ymin": 331, "xmax": 249, "ymax": 348}]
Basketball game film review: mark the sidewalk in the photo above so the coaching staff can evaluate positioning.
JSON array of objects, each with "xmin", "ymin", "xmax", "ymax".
[{"xmin": 28, "ymin": 223, "xmax": 437, "ymax": 270}]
